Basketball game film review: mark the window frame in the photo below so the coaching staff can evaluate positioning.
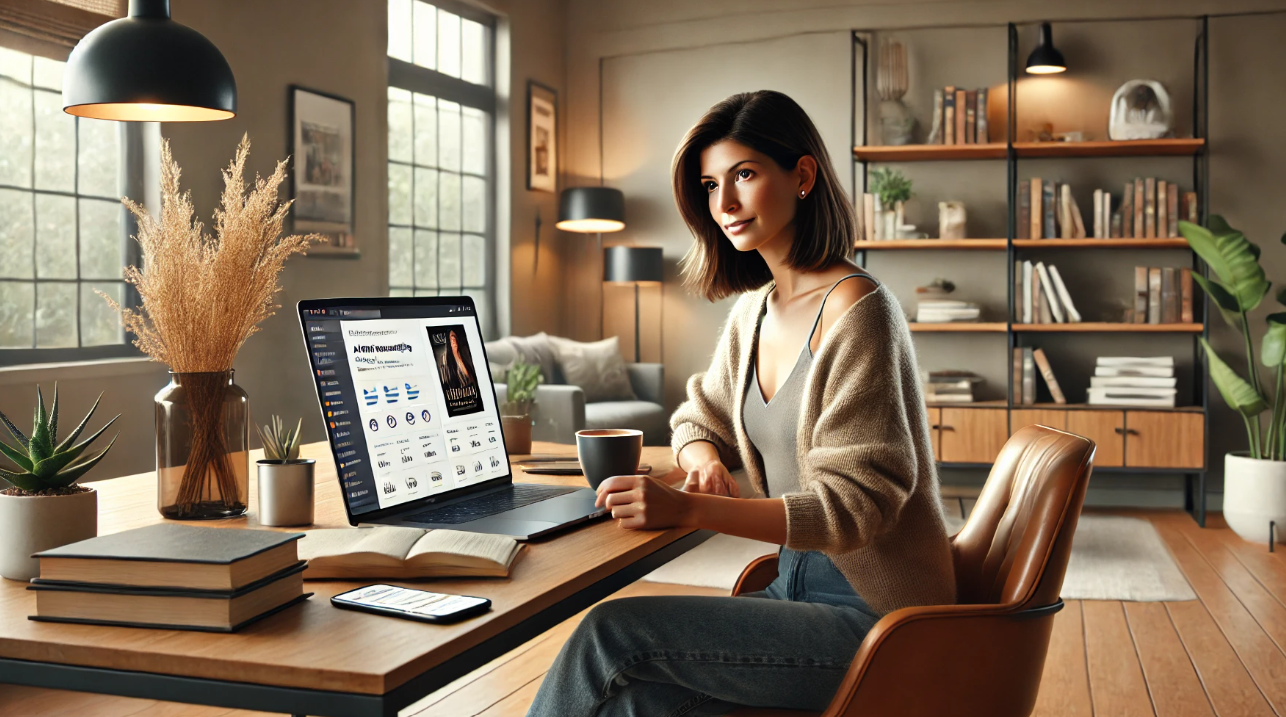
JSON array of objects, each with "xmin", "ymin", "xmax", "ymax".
[{"xmin": 386, "ymin": 0, "xmax": 498, "ymax": 339}]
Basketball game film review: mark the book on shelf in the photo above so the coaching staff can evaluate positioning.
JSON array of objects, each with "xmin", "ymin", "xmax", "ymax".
[
  {"xmin": 925, "ymin": 378, "xmax": 974, "ymax": 404},
  {"xmin": 1180, "ymin": 268, "xmax": 1194, "ymax": 323},
  {"xmin": 1133, "ymin": 266, "xmax": 1148, "ymax": 324},
  {"xmin": 1184, "ymin": 191, "xmax": 1198, "ymax": 223},
  {"xmin": 1047, "ymin": 265, "xmax": 1081, "ymax": 322},
  {"xmin": 1030, "ymin": 178, "xmax": 1043, "ymax": 239},
  {"xmin": 977, "ymin": 88, "xmax": 989, "ymax": 143},
  {"xmin": 1122, "ymin": 183, "xmax": 1134, "ymax": 238},
  {"xmin": 927, "ymin": 89, "xmax": 944, "ymax": 144},
  {"xmin": 1111, "ymin": 210, "xmax": 1123, "ymax": 238},
  {"xmin": 1021, "ymin": 347, "xmax": 1036, "ymax": 406},
  {"xmin": 1032, "ymin": 348, "xmax": 1067, "ymax": 404},
  {"xmin": 965, "ymin": 89, "xmax": 977, "ymax": 144},
  {"xmin": 1097, "ymin": 356, "xmax": 1174, "ymax": 367},
  {"xmin": 1168, "ymin": 183, "xmax": 1180, "ymax": 237},
  {"xmin": 1091, "ymin": 375, "xmax": 1177, "ymax": 387},
  {"xmin": 297, "ymin": 526, "xmax": 524, "ymax": 579},
  {"xmin": 943, "ymin": 86, "xmax": 956, "ymax": 145},
  {"xmin": 1035, "ymin": 262, "xmax": 1065, "ymax": 323},
  {"xmin": 1101, "ymin": 191, "xmax": 1112, "ymax": 239},
  {"xmin": 954, "ymin": 88, "xmax": 967, "ymax": 146},
  {"xmin": 1017, "ymin": 185, "xmax": 1030, "ymax": 239},
  {"xmin": 863, "ymin": 193, "xmax": 876, "ymax": 242},
  {"xmin": 1012, "ymin": 347, "xmax": 1023, "ymax": 403},
  {"xmin": 1042, "ymin": 180, "xmax": 1057, "ymax": 240},
  {"xmin": 1021, "ymin": 260, "xmax": 1033, "ymax": 323},
  {"xmin": 1144, "ymin": 177, "xmax": 1156, "ymax": 238},
  {"xmin": 1161, "ymin": 267, "xmax": 1178, "ymax": 323},
  {"xmin": 1093, "ymin": 189, "xmax": 1104, "ymax": 239},
  {"xmin": 1095, "ymin": 365, "xmax": 1174, "ymax": 377},
  {"xmin": 1087, "ymin": 388, "xmax": 1177, "ymax": 408},
  {"xmin": 1133, "ymin": 179, "xmax": 1145, "ymax": 239},
  {"xmin": 1158, "ymin": 181, "xmax": 1168, "ymax": 238},
  {"xmin": 916, "ymin": 300, "xmax": 980, "ymax": 323},
  {"xmin": 1058, "ymin": 184, "xmax": 1072, "ymax": 239},
  {"xmin": 1147, "ymin": 268, "xmax": 1162, "ymax": 323},
  {"xmin": 1070, "ymin": 191, "xmax": 1086, "ymax": 238}
]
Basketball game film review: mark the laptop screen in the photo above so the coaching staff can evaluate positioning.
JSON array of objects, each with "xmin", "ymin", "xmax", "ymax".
[{"xmin": 300, "ymin": 298, "xmax": 509, "ymax": 518}]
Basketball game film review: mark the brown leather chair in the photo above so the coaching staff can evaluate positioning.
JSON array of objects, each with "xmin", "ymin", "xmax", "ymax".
[{"xmin": 728, "ymin": 424, "xmax": 1094, "ymax": 717}]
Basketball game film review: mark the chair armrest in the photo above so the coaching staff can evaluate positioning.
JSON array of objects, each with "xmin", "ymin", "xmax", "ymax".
[
  {"xmin": 626, "ymin": 363, "xmax": 664, "ymax": 405},
  {"xmin": 731, "ymin": 554, "xmax": 779, "ymax": 596},
  {"xmin": 529, "ymin": 384, "xmax": 586, "ymax": 444}
]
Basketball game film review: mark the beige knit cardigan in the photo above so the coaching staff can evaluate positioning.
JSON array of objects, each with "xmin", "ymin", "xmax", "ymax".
[{"xmin": 670, "ymin": 282, "xmax": 956, "ymax": 615}]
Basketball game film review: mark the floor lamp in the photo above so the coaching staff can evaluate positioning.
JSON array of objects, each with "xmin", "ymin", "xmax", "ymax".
[
  {"xmin": 603, "ymin": 246, "xmax": 662, "ymax": 363},
  {"xmin": 557, "ymin": 186, "xmax": 626, "ymax": 342}
]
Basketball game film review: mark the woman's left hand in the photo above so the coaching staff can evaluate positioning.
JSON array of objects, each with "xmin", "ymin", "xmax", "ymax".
[{"xmin": 595, "ymin": 475, "xmax": 694, "ymax": 530}]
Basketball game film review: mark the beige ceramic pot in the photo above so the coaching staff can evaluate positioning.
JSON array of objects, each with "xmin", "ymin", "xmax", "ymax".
[
  {"xmin": 502, "ymin": 415, "xmax": 533, "ymax": 454},
  {"xmin": 0, "ymin": 487, "xmax": 98, "ymax": 581}
]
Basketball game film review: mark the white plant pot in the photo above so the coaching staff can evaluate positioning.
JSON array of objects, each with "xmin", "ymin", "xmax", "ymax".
[
  {"xmin": 1223, "ymin": 452, "xmax": 1286, "ymax": 546},
  {"xmin": 0, "ymin": 488, "xmax": 98, "ymax": 581}
]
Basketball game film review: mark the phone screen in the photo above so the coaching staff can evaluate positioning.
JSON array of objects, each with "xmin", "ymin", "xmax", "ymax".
[{"xmin": 335, "ymin": 584, "xmax": 489, "ymax": 618}]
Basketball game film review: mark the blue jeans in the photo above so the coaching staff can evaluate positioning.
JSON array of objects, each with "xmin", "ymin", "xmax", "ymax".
[{"xmin": 525, "ymin": 548, "xmax": 881, "ymax": 717}]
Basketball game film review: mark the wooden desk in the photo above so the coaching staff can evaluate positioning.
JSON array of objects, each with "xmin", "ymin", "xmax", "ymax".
[{"xmin": 0, "ymin": 441, "xmax": 706, "ymax": 717}]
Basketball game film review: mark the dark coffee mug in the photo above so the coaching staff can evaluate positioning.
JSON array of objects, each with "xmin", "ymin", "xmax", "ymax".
[{"xmin": 576, "ymin": 429, "xmax": 643, "ymax": 489}]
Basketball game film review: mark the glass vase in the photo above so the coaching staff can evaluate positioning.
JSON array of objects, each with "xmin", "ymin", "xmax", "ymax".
[{"xmin": 155, "ymin": 370, "xmax": 249, "ymax": 520}]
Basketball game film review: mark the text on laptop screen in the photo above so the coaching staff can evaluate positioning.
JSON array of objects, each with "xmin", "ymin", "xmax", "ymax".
[{"xmin": 303, "ymin": 303, "xmax": 507, "ymax": 515}]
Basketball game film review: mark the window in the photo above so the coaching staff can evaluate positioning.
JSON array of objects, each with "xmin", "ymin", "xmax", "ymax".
[
  {"xmin": 386, "ymin": 0, "xmax": 496, "ymax": 338},
  {"xmin": 0, "ymin": 45, "xmax": 129, "ymax": 357}
]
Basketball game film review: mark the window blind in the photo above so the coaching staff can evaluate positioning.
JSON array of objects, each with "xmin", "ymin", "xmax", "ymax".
[{"xmin": 0, "ymin": 0, "xmax": 123, "ymax": 48}]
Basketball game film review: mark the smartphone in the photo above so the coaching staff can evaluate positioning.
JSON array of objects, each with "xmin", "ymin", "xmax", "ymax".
[{"xmin": 331, "ymin": 584, "xmax": 492, "ymax": 624}]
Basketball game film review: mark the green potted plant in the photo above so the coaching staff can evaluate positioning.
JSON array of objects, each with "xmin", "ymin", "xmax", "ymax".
[
  {"xmin": 869, "ymin": 167, "xmax": 913, "ymax": 240},
  {"xmin": 1179, "ymin": 215, "xmax": 1286, "ymax": 545},
  {"xmin": 255, "ymin": 416, "xmax": 314, "ymax": 527},
  {"xmin": 0, "ymin": 386, "xmax": 117, "ymax": 581},
  {"xmin": 500, "ymin": 360, "xmax": 544, "ymax": 454}
]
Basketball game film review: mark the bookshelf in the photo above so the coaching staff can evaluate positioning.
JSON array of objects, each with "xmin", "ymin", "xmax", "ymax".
[{"xmin": 852, "ymin": 18, "xmax": 1211, "ymax": 525}]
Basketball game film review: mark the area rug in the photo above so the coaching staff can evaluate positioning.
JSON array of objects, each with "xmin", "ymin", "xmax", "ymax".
[{"xmin": 643, "ymin": 515, "xmax": 1195, "ymax": 602}]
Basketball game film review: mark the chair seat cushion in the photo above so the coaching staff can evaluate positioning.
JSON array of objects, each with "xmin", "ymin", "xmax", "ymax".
[{"xmin": 584, "ymin": 400, "xmax": 667, "ymax": 443}]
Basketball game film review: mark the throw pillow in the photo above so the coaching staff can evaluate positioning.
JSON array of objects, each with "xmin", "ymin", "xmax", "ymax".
[
  {"xmin": 548, "ymin": 335, "xmax": 637, "ymax": 403},
  {"xmin": 483, "ymin": 332, "xmax": 560, "ymax": 385}
]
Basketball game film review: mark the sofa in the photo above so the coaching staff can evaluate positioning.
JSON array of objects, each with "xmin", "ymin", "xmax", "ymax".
[{"xmin": 485, "ymin": 333, "xmax": 668, "ymax": 446}]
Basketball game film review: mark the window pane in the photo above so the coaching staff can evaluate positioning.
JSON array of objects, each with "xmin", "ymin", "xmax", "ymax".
[
  {"xmin": 461, "ymin": 19, "xmax": 486, "ymax": 86},
  {"xmin": 0, "ymin": 77, "xmax": 33, "ymax": 188},
  {"xmin": 79, "ymin": 198, "xmax": 123, "ymax": 280},
  {"xmin": 387, "ymin": 88, "xmax": 412, "ymax": 164},
  {"xmin": 414, "ymin": 288, "xmax": 439, "ymax": 298},
  {"xmin": 388, "ymin": 226, "xmax": 413, "ymax": 287},
  {"xmin": 388, "ymin": 162, "xmax": 412, "ymax": 225},
  {"xmin": 387, "ymin": 0, "xmax": 412, "ymax": 62},
  {"xmin": 414, "ymin": 229, "xmax": 438, "ymax": 287},
  {"xmin": 463, "ymin": 233, "xmax": 485, "ymax": 287},
  {"xmin": 0, "ymin": 188, "xmax": 34, "ymax": 279},
  {"xmin": 439, "ymin": 171, "xmax": 460, "ymax": 231},
  {"xmin": 412, "ymin": 0, "xmax": 436, "ymax": 70},
  {"xmin": 32, "ymin": 57, "xmax": 62, "ymax": 91},
  {"xmin": 390, "ymin": 287, "xmax": 414, "ymax": 297},
  {"xmin": 0, "ymin": 281, "xmax": 34, "ymax": 347},
  {"xmin": 35, "ymin": 281, "xmax": 77, "ymax": 348},
  {"xmin": 0, "ymin": 46, "xmax": 31, "ymax": 83},
  {"xmin": 437, "ymin": 10, "xmax": 460, "ymax": 78},
  {"xmin": 462, "ymin": 175, "xmax": 485, "ymax": 233},
  {"xmin": 462, "ymin": 107, "xmax": 486, "ymax": 175},
  {"xmin": 462, "ymin": 288, "xmax": 491, "ymax": 339},
  {"xmin": 413, "ymin": 167, "xmax": 438, "ymax": 228},
  {"xmin": 81, "ymin": 281, "xmax": 123, "ymax": 347},
  {"xmin": 438, "ymin": 100, "xmax": 460, "ymax": 171},
  {"xmin": 35, "ymin": 90, "xmax": 74, "ymax": 192},
  {"xmin": 35, "ymin": 194, "xmax": 75, "ymax": 279},
  {"xmin": 78, "ymin": 117, "xmax": 118, "ymax": 198},
  {"xmin": 438, "ymin": 232, "xmax": 461, "ymax": 288},
  {"xmin": 413, "ymin": 93, "xmax": 437, "ymax": 167}
]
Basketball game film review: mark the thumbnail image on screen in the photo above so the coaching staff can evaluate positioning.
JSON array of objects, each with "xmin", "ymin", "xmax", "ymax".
[{"xmin": 428, "ymin": 325, "xmax": 484, "ymax": 418}]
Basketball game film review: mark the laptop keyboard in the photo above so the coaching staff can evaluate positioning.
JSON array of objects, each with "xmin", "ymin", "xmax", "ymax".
[{"xmin": 405, "ymin": 484, "xmax": 581, "ymax": 525}]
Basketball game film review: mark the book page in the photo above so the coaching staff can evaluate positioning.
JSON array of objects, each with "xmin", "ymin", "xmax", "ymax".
[
  {"xmin": 406, "ymin": 530, "xmax": 519, "ymax": 568},
  {"xmin": 298, "ymin": 526, "xmax": 425, "ymax": 566}
]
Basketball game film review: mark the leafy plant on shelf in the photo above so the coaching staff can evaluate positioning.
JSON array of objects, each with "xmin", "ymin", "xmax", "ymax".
[
  {"xmin": 256, "ymin": 415, "xmax": 303, "ymax": 463},
  {"xmin": 1180, "ymin": 215, "xmax": 1286, "ymax": 460},
  {"xmin": 0, "ymin": 386, "xmax": 118, "ymax": 494},
  {"xmin": 869, "ymin": 167, "xmax": 913, "ymax": 208},
  {"xmin": 500, "ymin": 360, "xmax": 544, "ymax": 417}
]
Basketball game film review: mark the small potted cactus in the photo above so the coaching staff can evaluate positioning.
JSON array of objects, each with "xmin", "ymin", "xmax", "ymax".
[
  {"xmin": 255, "ymin": 416, "xmax": 314, "ymax": 526},
  {"xmin": 500, "ymin": 360, "xmax": 543, "ymax": 454},
  {"xmin": 0, "ymin": 386, "xmax": 118, "ymax": 581}
]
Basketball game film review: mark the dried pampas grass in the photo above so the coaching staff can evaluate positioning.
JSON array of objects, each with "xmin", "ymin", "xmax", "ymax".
[{"xmin": 101, "ymin": 134, "xmax": 322, "ymax": 372}]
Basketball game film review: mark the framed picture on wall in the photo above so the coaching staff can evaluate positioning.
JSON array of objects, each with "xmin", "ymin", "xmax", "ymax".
[
  {"xmin": 289, "ymin": 85, "xmax": 355, "ymax": 234},
  {"xmin": 527, "ymin": 81, "xmax": 557, "ymax": 193}
]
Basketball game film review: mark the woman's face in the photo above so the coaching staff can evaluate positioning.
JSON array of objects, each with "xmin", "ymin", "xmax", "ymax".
[
  {"xmin": 449, "ymin": 332, "xmax": 458, "ymax": 352},
  {"xmin": 699, "ymin": 139, "xmax": 815, "ymax": 254}
]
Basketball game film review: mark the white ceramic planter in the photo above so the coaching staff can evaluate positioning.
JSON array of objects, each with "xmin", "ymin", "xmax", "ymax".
[
  {"xmin": 1223, "ymin": 452, "xmax": 1286, "ymax": 546},
  {"xmin": 0, "ymin": 488, "xmax": 98, "ymax": 581}
]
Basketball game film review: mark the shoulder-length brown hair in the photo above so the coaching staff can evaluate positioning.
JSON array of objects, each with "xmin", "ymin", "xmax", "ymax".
[{"xmin": 672, "ymin": 90, "xmax": 856, "ymax": 302}]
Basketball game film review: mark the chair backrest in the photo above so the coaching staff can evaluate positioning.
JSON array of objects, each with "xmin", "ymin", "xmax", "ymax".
[{"xmin": 951, "ymin": 425, "xmax": 1095, "ymax": 608}]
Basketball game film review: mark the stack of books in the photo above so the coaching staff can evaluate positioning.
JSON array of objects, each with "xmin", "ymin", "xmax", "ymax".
[
  {"xmin": 926, "ymin": 86, "xmax": 990, "ymax": 145},
  {"xmin": 916, "ymin": 299, "xmax": 981, "ymax": 323},
  {"xmin": 1088, "ymin": 357, "xmax": 1177, "ymax": 407},
  {"xmin": 1014, "ymin": 261, "xmax": 1081, "ymax": 324},
  {"xmin": 1012, "ymin": 347, "xmax": 1066, "ymax": 405},
  {"xmin": 1132, "ymin": 266, "xmax": 1194, "ymax": 324},
  {"xmin": 29, "ymin": 524, "xmax": 310, "ymax": 632},
  {"xmin": 1017, "ymin": 178, "xmax": 1196, "ymax": 240},
  {"xmin": 923, "ymin": 370, "xmax": 982, "ymax": 404}
]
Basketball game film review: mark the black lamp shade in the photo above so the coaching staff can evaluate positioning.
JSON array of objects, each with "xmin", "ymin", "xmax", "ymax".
[
  {"xmin": 603, "ymin": 246, "xmax": 662, "ymax": 285},
  {"xmin": 557, "ymin": 186, "xmax": 625, "ymax": 233},
  {"xmin": 1025, "ymin": 22, "xmax": 1066, "ymax": 75},
  {"xmin": 63, "ymin": 0, "xmax": 236, "ymax": 122}
]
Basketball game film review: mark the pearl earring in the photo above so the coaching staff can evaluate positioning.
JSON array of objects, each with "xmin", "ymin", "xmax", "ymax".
[{"xmin": 800, "ymin": 190, "xmax": 806, "ymax": 197}]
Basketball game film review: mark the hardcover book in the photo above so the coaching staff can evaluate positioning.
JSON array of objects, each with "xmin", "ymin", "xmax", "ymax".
[
  {"xmin": 927, "ymin": 89, "xmax": 944, "ymax": 144},
  {"xmin": 1167, "ymin": 182, "xmax": 1179, "ymax": 237},
  {"xmin": 1032, "ymin": 348, "xmax": 1067, "ymax": 404},
  {"xmin": 1148, "ymin": 267, "xmax": 1162, "ymax": 324},
  {"xmin": 1017, "ymin": 184, "xmax": 1031, "ymax": 239},
  {"xmin": 297, "ymin": 526, "xmax": 523, "ymax": 579},
  {"xmin": 1157, "ymin": 181, "xmax": 1168, "ymax": 239},
  {"xmin": 1121, "ymin": 182, "xmax": 1134, "ymax": 238},
  {"xmin": 1134, "ymin": 266, "xmax": 1149, "ymax": 324},
  {"xmin": 1048, "ymin": 265, "xmax": 1082, "ymax": 322},
  {"xmin": 1031, "ymin": 178, "xmax": 1043, "ymax": 239},
  {"xmin": 943, "ymin": 86, "xmax": 956, "ymax": 145},
  {"xmin": 977, "ymin": 88, "xmax": 989, "ymax": 143},
  {"xmin": 1133, "ymin": 178, "xmax": 1145, "ymax": 238},
  {"xmin": 1161, "ymin": 267, "xmax": 1178, "ymax": 324},
  {"xmin": 1035, "ymin": 262, "xmax": 1065, "ymax": 323},
  {"xmin": 954, "ymin": 88, "xmax": 967, "ymax": 146},
  {"xmin": 1022, "ymin": 347, "xmax": 1036, "ymax": 406},
  {"xmin": 1093, "ymin": 189, "xmax": 1104, "ymax": 239},
  {"xmin": 1144, "ymin": 177, "xmax": 1156, "ymax": 238},
  {"xmin": 1043, "ymin": 180, "xmax": 1056, "ymax": 240},
  {"xmin": 1184, "ymin": 191, "xmax": 1199, "ymax": 223},
  {"xmin": 965, "ymin": 89, "xmax": 977, "ymax": 144},
  {"xmin": 1180, "ymin": 268, "xmax": 1194, "ymax": 323}
]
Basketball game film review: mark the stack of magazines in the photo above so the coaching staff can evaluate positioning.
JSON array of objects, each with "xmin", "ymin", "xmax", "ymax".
[
  {"xmin": 916, "ymin": 300, "xmax": 981, "ymax": 323},
  {"xmin": 1088, "ymin": 357, "xmax": 1176, "ymax": 407},
  {"xmin": 923, "ymin": 370, "xmax": 983, "ymax": 403}
]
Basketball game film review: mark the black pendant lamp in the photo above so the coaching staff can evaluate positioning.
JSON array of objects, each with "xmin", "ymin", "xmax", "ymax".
[
  {"xmin": 556, "ymin": 187, "xmax": 625, "ymax": 233},
  {"xmin": 1025, "ymin": 22, "xmax": 1067, "ymax": 75},
  {"xmin": 63, "ymin": 0, "xmax": 236, "ymax": 122}
]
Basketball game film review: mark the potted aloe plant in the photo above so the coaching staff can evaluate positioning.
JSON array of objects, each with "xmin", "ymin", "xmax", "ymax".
[
  {"xmin": 255, "ymin": 416, "xmax": 314, "ymax": 527},
  {"xmin": 500, "ymin": 360, "xmax": 543, "ymax": 455},
  {"xmin": 1180, "ymin": 215, "xmax": 1286, "ymax": 544},
  {"xmin": 0, "ymin": 386, "xmax": 118, "ymax": 581}
]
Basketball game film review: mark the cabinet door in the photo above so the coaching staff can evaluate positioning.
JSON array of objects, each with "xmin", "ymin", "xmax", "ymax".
[
  {"xmin": 926, "ymin": 407, "xmax": 941, "ymax": 461},
  {"xmin": 939, "ymin": 408, "xmax": 1008, "ymax": 464},
  {"xmin": 1065, "ymin": 410, "xmax": 1124, "ymax": 467},
  {"xmin": 1126, "ymin": 411, "xmax": 1204, "ymax": 469},
  {"xmin": 1010, "ymin": 409, "xmax": 1067, "ymax": 435}
]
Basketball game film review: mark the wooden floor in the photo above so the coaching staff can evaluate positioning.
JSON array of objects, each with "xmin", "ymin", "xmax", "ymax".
[{"xmin": 5, "ymin": 509, "xmax": 1286, "ymax": 717}]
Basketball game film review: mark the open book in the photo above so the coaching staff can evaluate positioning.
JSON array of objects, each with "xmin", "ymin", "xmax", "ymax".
[{"xmin": 298, "ymin": 527, "xmax": 523, "ymax": 580}]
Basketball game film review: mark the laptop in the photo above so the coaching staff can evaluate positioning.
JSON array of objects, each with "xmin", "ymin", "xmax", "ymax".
[{"xmin": 298, "ymin": 296, "xmax": 607, "ymax": 540}]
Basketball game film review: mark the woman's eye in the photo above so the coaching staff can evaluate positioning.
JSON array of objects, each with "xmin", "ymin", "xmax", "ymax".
[
  {"xmin": 736, "ymin": 169, "xmax": 754, "ymax": 181},
  {"xmin": 703, "ymin": 180, "xmax": 718, "ymax": 192}
]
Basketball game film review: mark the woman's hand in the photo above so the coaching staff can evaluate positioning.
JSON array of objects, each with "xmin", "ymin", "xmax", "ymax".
[
  {"xmin": 682, "ymin": 459, "xmax": 740, "ymax": 498},
  {"xmin": 595, "ymin": 475, "xmax": 694, "ymax": 530}
]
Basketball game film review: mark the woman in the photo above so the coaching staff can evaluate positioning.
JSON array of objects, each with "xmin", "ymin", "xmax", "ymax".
[
  {"xmin": 526, "ymin": 90, "xmax": 955, "ymax": 717},
  {"xmin": 437, "ymin": 329, "xmax": 474, "ymax": 394}
]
